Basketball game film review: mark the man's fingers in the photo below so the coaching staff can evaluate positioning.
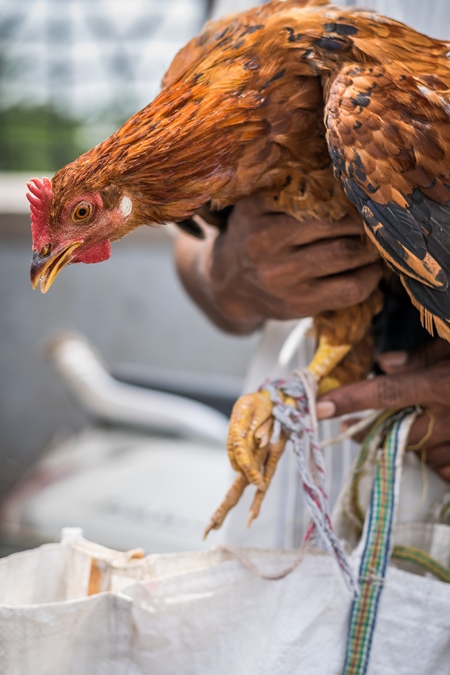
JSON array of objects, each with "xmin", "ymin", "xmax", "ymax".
[
  {"xmin": 289, "ymin": 263, "xmax": 383, "ymax": 315},
  {"xmin": 424, "ymin": 444, "xmax": 450, "ymax": 470},
  {"xmin": 379, "ymin": 339, "xmax": 450, "ymax": 375},
  {"xmin": 283, "ymin": 262, "xmax": 382, "ymax": 318},
  {"xmin": 241, "ymin": 220, "xmax": 370, "ymax": 259},
  {"xmin": 316, "ymin": 370, "xmax": 433, "ymax": 418},
  {"xmin": 318, "ymin": 357, "xmax": 450, "ymax": 419},
  {"xmin": 407, "ymin": 409, "xmax": 450, "ymax": 448},
  {"xmin": 258, "ymin": 238, "xmax": 380, "ymax": 294},
  {"xmin": 269, "ymin": 214, "xmax": 367, "ymax": 246},
  {"xmin": 297, "ymin": 236, "xmax": 380, "ymax": 279},
  {"xmin": 232, "ymin": 196, "xmax": 365, "ymax": 244},
  {"xmin": 437, "ymin": 464, "xmax": 450, "ymax": 483},
  {"xmin": 423, "ymin": 445, "xmax": 450, "ymax": 483},
  {"xmin": 338, "ymin": 409, "xmax": 450, "ymax": 459},
  {"xmin": 339, "ymin": 417, "xmax": 367, "ymax": 444},
  {"xmin": 312, "ymin": 263, "xmax": 383, "ymax": 311}
]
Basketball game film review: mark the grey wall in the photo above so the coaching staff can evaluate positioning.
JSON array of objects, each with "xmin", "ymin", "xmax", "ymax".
[{"xmin": 0, "ymin": 216, "xmax": 257, "ymax": 494}]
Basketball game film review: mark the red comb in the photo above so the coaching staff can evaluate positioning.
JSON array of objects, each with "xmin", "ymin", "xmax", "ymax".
[{"xmin": 26, "ymin": 177, "xmax": 53, "ymax": 247}]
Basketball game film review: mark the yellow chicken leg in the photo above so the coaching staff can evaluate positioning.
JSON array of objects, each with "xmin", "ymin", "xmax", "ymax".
[
  {"xmin": 204, "ymin": 392, "xmax": 294, "ymax": 536},
  {"xmin": 204, "ymin": 292, "xmax": 384, "ymax": 536},
  {"xmin": 203, "ymin": 342, "xmax": 357, "ymax": 537},
  {"xmin": 308, "ymin": 337, "xmax": 352, "ymax": 395},
  {"xmin": 213, "ymin": 341, "xmax": 351, "ymax": 502}
]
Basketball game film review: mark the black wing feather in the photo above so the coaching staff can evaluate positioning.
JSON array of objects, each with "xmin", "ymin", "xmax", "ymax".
[{"xmin": 326, "ymin": 64, "xmax": 450, "ymax": 338}]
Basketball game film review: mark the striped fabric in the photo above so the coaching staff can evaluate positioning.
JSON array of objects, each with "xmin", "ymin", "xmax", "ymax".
[{"xmin": 342, "ymin": 410, "xmax": 418, "ymax": 675}]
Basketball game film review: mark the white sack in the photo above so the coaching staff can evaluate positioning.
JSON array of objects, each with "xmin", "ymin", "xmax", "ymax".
[{"xmin": 0, "ymin": 527, "xmax": 449, "ymax": 675}]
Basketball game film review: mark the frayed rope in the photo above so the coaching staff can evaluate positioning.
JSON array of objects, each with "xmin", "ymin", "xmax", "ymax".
[{"xmin": 260, "ymin": 369, "xmax": 359, "ymax": 596}]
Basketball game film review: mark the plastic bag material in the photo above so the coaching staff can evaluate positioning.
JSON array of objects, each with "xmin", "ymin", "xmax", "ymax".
[
  {"xmin": 0, "ymin": 523, "xmax": 449, "ymax": 675},
  {"xmin": 1, "ymin": 411, "xmax": 450, "ymax": 675}
]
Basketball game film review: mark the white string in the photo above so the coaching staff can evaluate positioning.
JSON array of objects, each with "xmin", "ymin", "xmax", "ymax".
[
  {"xmin": 218, "ymin": 542, "xmax": 310, "ymax": 581},
  {"xmin": 320, "ymin": 410, "xmax": 381, "ymax": 449},
  {"xmin": 261, "ymin": 370, "xmax": 359, "ymax": 595}
]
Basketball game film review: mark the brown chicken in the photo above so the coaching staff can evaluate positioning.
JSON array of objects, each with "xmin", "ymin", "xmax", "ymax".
[{"xmin": 27, "ymin": 0, "xmax": 450, "ymax": 531}]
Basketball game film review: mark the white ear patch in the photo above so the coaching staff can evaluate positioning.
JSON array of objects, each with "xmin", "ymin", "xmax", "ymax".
[{"xmin": 119, "ymin": 196, "xmax": 133, "ymax": 218}]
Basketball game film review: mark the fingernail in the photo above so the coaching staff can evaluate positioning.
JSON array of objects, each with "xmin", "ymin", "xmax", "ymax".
[
  {"xmin": 316, "ymin": 401, "xmax": 336, "ymax": 420},
  {"xmin": 378, "ymin": 351, "xmax": 408, "ymax": 369}
]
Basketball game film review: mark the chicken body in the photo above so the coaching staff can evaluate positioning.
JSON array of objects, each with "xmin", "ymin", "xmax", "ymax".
[{"xmin": 27, "ymin": 0, "xmax": 450, "ymax": 530}]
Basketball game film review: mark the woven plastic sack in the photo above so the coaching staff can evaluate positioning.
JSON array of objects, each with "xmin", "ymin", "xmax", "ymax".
[
  {"xmin": 0, "ymin": 523, "xmax": 448, "ymax": 675},
  {"xmin": 1, "ymin": 412, "xmax": 449, "ymax": 674}
]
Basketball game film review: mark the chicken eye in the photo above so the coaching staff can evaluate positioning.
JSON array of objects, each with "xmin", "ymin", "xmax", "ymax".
[{"xmin": 72, "ymin": 202, "xmax": 92, "ymax": 222}]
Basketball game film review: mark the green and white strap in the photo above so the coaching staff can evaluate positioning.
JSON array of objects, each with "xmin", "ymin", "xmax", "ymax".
[{"xmin": 342, "ymin": 409, "xmax": 418, "ymax": 675}]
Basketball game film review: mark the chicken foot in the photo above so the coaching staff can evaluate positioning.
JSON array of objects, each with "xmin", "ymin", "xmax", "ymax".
[
  {"xmin": 204, "ymin": 364, "xmax": 333, "ymax": 537},
  {"xmin": 203, "ymin": 337, "xmax": 354, "ymax": 537},
  {"xmin": 204, "ymin": 292, "xmax": 384, "ymax": 537},
  {"xmin": 203, "ymin": 394, "xmax": 288, "ymax": 537}
]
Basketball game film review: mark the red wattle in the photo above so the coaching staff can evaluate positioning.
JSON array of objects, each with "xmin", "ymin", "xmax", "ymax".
[{"xmin": 75, "ymin": 240, "xmax": 111, "ymax": 264}]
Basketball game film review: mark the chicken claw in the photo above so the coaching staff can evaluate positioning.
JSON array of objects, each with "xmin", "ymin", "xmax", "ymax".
[
  {"xmin": 203, "ymin": 473, "xmax": 249, "ymax": 538},
  {"xmin": 246, "ymin": 432, "xmax": 286, "ymax": 528},
  {"xmin": 226, "ymin": 389, "xmax": 274, "ymax": 490},
  {"xmin": 204, "ymin": 391, "xmax": 293, "ymax": 537}
]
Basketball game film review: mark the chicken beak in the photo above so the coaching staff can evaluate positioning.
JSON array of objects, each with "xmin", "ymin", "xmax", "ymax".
[{"xmin": 30, "ymin": 242, "xmax": 83, "ymax": 293}]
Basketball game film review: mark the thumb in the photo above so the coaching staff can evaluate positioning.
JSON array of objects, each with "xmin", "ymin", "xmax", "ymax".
[
  {"xmin": 316, "ymin": 370, "xmax": 432, "ymax": 419},
  {"xmin": 378, "ymin": 338, "xmax": 450, "ymax": 375}
]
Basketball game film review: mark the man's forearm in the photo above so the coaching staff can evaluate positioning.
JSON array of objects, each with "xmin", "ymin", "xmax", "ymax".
[{"xmin": 174, "ymin": 229, "xmax": 264, "ymax": 335}]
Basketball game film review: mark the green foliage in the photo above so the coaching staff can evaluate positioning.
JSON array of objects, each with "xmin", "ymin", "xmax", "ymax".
[{"xmin": 0, "ymin": 104, "xmax": 85, "ymax": 172}]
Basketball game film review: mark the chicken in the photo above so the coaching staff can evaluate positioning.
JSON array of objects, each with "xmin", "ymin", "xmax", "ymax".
[{"xmin": 27, "ymin": 0, "xmax": 450, "ymax": 532}]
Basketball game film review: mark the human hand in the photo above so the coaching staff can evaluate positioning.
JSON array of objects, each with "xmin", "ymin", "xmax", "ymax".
[
  {"xmin": 175, "ymin": 194, "xmax": 383, "ymax": 334},
  {"xmin": 316, "ymin": 338, "xmax": 450, "ymax": 482}
]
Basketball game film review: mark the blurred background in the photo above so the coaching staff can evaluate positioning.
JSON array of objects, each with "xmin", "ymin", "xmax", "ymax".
[
  {"xmin": 0, "ymin": 0, "xmax": 262, "ymax": 553},
  {"xmin": 1, "ymin": 0, "xmax": 448, "ymax": 558}
]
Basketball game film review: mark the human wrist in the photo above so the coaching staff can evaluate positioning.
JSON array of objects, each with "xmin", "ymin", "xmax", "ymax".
[
  {"xmin": 200, "ymin": 234, "xmax": 265, "ymax": 334},
  {"xmin": 175, "ymin": 230, "xmax": 264, "ymax": 335}
]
